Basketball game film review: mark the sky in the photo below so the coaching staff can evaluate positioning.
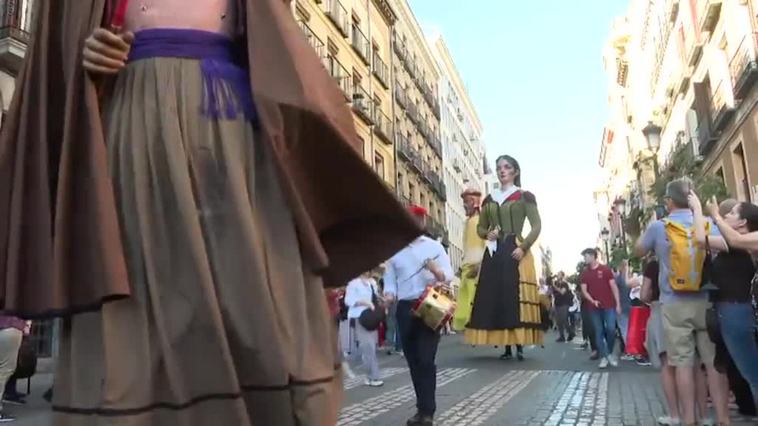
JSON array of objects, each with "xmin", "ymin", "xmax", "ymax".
[{"xmin": 409, "ymin": 0, "xmax": 628, "ymax": 273}]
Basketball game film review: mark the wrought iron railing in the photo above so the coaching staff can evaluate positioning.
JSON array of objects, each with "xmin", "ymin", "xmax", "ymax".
[
  {"xmin": 372, "ymin": 52, "xmax": 390, "ymax": 88},
  {"xmin": 351, "ymin": 24, "xmax": 370, "ymax": 64},
  {"xmin": 297, "ymin": 20, "xmax": 325, "ymax": 59},
  {"xmin": 324, "ymin": 0, "xmax": 349, "ymax": 37}
]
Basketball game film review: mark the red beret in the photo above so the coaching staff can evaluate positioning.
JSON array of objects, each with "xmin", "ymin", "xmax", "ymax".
[{"xmin": 408, "ymin": 205, "xmax": 428, "ymax": 217}]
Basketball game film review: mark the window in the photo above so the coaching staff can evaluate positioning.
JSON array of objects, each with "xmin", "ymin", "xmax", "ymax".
[
  {"xmin": 732, "ymin": 143, "xmax": 752, "ymax": 201},
  {"xmin": 715, "ymin": 166, "xmax": 725, "ymax": 186},
  {"xmin": 374, "ymin": 152, "xmax": 385, "ymax": 180}
]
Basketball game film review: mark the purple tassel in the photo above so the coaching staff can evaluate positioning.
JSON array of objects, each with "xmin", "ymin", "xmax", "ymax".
[
  {"xmin": 200, "ymin": 59, "xmax": 257, "ymax": 122},
  {"xmin": 128, "ymin": 28, "xmax": 259, "ymax": 125}
]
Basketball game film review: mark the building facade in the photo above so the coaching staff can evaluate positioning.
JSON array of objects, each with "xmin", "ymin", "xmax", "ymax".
[
  {"xmin": 428, "ymin": 34, "xmax": 484, "ymax": 271},
  {"xmin": 293, "ymin": 0, "xmax": 397, "ymax": 188},
  {"xmin": 599, "ymin": 0, "xmax": 758, "ymax": 241},
  {"xmin": 0, "ymin": 0, "xmax": 33, "ymax": 119},
  {"xmin": 389, "ymin": 0, "xmax": 447, "ymax": 243}
]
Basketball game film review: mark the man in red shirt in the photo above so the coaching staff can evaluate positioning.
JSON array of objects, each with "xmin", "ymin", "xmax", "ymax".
[{"xmin": 580, "ymin": 248, "xmax": 621, "ymax": 369}]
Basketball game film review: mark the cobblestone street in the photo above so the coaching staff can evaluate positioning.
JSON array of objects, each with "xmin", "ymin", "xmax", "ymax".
[
  {"xmin": 339, "ymin": 332, "xmax": 758, "ymax": 426},
  {"xmin": 8, "ymin": 331, "xmax": 758, "ymax": 425}
]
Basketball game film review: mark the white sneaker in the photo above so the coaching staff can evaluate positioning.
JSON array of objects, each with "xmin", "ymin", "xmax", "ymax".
[
  {"xmin": 620, "ymin": 353, "xmax": 635, "ymax": 361},
  {"xmin": 657, "ymin": 415, "xmax": 680, "ymax": 425},
  {"xmin": 608, "ymin": 354, "xmax": 619, "ymax": 367},
  {"xmin": 599, "ymin": 357, "xmax": 609, "ymax": 369},
  {"xmin": 341, "ymin": 362, "xmax": 356, "ymax": 380},
  {"xmin": 364, "ymin": 379, "xmax": 384, "ymax": 387},
  {"xmin": 700, "ymin": 418, "xmax": 715, "ymax": 426}
]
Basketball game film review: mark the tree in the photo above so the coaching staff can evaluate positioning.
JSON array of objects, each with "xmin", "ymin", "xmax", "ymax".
[{"xmin": 649, "ymin": 143, "xmax": 728, "ymax": 211}]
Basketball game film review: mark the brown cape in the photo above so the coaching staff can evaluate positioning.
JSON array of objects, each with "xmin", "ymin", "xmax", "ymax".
[{"xmin": 0, "ymin": 0, "xmax": 420, "ymax": 317}]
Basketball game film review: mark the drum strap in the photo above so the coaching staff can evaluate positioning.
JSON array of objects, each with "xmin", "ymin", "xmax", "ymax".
[{"xmin": 398, "ymin": 253, "xmax": 441, "ymax": 287}]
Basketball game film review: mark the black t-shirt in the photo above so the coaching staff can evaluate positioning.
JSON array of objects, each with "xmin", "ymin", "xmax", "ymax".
[
  {"xmin": 643, "ymin": 261, "xmax": 660, "ymax": 302},
  {"xmin": 712, "ymin": 248, "xmax": 755, "ymax": 303},
  {"xmin": 553, "ymin": 281, "xmax": 573, "ymax": 307}
]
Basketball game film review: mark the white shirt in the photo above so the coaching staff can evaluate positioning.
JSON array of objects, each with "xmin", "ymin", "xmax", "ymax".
[
  {"xmin": 383, "ymin": 236, "xmax": 454, "ymax": 301},
  {"xmin": 345, "ymin": 277, "xmax": 377, "ymax": 319}
]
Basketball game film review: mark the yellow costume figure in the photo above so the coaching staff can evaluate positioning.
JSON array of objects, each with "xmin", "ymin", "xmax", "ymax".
[
  {"xmin": 453, "ymin": 188, "xmax": 486, "ymax": 331},
  {"xmin": 464, "ymin": 155, "xmax": 543, "ymax": 359}
]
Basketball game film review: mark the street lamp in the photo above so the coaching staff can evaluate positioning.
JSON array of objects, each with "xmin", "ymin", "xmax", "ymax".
[
  {"xmin": 600, "ymin": 227, "xmax": 611, "ymax": 263},
  {"xmin": 642, "ymin": 121, "xmax": 662, "ymax": 151},
  {"xmin": 642, "ymin": 121, "xmax": 662, "ymax": 175},
  {"xmin": 642, "ymin": 121, "xmax": 664, "ymax": 224},
  {"xmin": 614, "ymin": 198, "xmax": 628, "ymax": 254}
]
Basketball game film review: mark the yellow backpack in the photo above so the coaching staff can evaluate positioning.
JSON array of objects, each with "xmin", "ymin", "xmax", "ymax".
[{"xmin": 663, "ymin": 219, "xmax": 709, "ymax": 293}]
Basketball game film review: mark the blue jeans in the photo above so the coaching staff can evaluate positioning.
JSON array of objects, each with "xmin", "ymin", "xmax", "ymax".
[
  {"xmin": 590, "ymin": 308, "xmax": 618, "ymax": 358},
  {"xmin": 717, "ymin": 302, "xmax": 758, "ymax": 403},
  {"xmin": 617, "ymin": 311, "xmax": 630, "ymax": 346}
]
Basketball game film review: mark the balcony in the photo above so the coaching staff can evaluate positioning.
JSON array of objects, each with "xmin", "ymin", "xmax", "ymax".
[
  {"xmin": 418, "ymin": 120, "xmax": 430, "ymax": 139},
  {"xmin": 297, "ymin": 20, "xmax": 325, "ymax": 60},
  {"xmin": 372, "ymin": 52, "xmax": 390, "ymax": 89},
  {"xmin": 0, "ymin": 0, "xmax": 32, "ymax": 73},
  {"xmin": 710, "ymin": 82, "xmax": 735, "ymax": 132},
  {"xmin": 324, "ymin": 0, "xmax": 349, "ymax": 38},
  {"xmin": 430, "ymin": 97, "xmax": 441, "ymax": 120},
  {"xmin": 678, "ymin": 69, "xmax": 692, "ymax": 96},
  {"xmin": 352, "ymin": 84, "xmax": 375, "ymax": 124},
  {"xmin": 410, "ymin": 151, "xmax": 424, "ymax": 174},
  {"xmin": 395, "ymin": 86, "xmax": 408, "ymax": 109},
  {"xmin": 669, "ymin": 0, "xmax": 679, "ymax": 23},
  {"xmin": 373, "ymin": 108, "xmax": 393, "ymax": 144},
  {"xmin": 696, "ymin": 118, "xmax": 719, "ymax": 155},
  {"xmin": 325, "ymin": 56, "xmax": 352, "ymax": 100},
  {"xmin": 687, "ymin": 40, "xmax": 704, "ymax": 67},
  {"xmin": 396, "ymin": 133, "xmax": 412, "ymax": 161},
  {"xmin": 411, "ymin": 71, "xmax": 425, "ymax": 93},
  {"xmin": 393, "ymin": 36, "xmax": 409, "ymax": 65},
  {"xmin": 419, "ymin": 161, "xmax": 432, "ymax": 185},
  {"xmin": 428, "ymin": 134, "xmax": 443, "ymax": 158},
  {"xmin": 407, "ymin": 102, "xmax": 420, "ymax": 126},
  {"xmin": 699, "ymin": 0, "xmax": 722, "ymax": 34},
  {"xmin": 351, "ymin": 24, "xmax": 370, "ymax": 65},
  {"xmin": 729, "ymin": 34, "xmax": 758, "ymax": 100},
  {"xmin": 428, "ymin": 170, "xmax": 447, "ymax": 201},
  {"xmin": 398, "ymin": 195, "xmax": 412, "ymax": 207},
  {"xmin": 427, "ymin": 217, "xmax": 448, "ymax": 242}
]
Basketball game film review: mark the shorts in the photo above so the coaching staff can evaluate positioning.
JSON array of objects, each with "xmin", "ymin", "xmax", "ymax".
[
  {"xmin": 646, "ymin": 302, "xmax": 665, "ymax": 368},
  {"xmin": 662, "ymin": 299, "xmax": 715, "ymax": 368}
]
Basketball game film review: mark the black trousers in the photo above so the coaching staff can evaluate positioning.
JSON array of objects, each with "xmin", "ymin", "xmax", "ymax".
[
  {"xmin": 397, "ymin": 300, "xmax": 440, "ymax": 416},
  {"xmin": 581, "ymin": 308, "xmax": 597, "ymax": 351},
  {"xmin": 555, "ymin": 305, "xmax": 573, "ymax": 339}
]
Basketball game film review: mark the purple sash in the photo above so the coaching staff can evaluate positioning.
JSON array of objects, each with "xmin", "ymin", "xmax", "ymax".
[{"xmin": 128, "ymin": 28, "xmax": 257, "ymax": 123}]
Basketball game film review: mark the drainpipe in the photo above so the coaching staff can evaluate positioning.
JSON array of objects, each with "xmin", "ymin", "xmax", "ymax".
[
  {"xmin": 390, "ymin": 19, "xmax": 399, "ymax": 194},
  {"xmin": 365, "ymin": 0, "xmax": 377, "ymax": 174}
]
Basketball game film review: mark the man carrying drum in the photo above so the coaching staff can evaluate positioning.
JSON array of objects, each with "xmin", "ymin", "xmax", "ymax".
[{"xmin": 384, "ymin": 205, "xmax": 454, "ymax": 426}]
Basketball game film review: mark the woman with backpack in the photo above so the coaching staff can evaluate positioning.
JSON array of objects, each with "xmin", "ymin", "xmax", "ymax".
[{"xmin": 691, "ymin": 193, "xmax": 758, "ymax": 410}]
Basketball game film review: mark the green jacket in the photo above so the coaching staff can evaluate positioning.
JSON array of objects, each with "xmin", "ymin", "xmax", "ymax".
[{"xmin": 477, "ymin": 191, "xmax": 541, "ymax": 251}]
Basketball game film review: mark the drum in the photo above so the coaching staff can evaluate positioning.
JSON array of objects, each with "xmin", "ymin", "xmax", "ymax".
[{"xmin": 412, "ymin": 285, "xmax": 457, "ymax": 331}]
